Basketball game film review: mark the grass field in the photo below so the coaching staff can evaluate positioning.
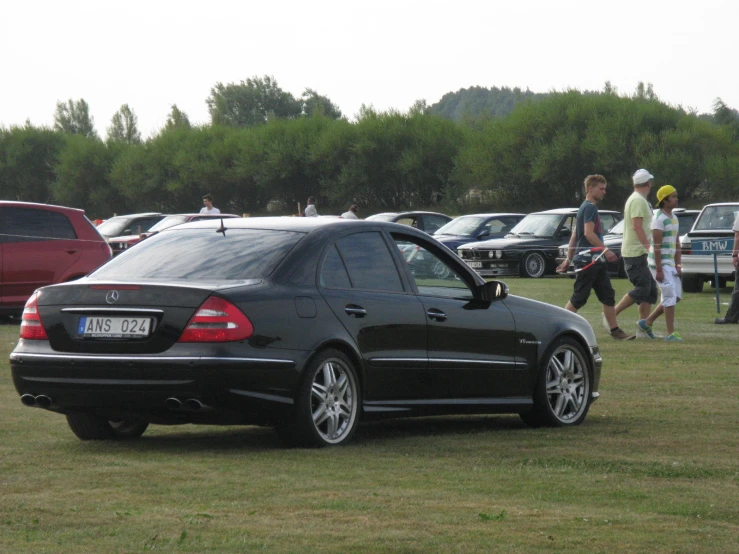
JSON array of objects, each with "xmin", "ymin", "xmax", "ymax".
[{"xmin": 1, "ymin": 278, "xmax": 738, "ymax": 553}]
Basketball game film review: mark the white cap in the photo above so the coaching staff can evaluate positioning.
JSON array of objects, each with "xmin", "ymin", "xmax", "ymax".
[{"xmin": 633, "ymin": 169, "xmax": 654, "ymax": 185}]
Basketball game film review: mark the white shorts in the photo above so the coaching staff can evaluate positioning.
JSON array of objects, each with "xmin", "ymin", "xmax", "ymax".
[{"xmin": 649, "ymin": 265, "xmax": 682, "ymax": 308}]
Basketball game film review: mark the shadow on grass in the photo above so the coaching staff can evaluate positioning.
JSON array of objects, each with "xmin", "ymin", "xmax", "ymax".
[{"xmin": 97, "ymin": 414, "xmax": 532, "ymax": 454}]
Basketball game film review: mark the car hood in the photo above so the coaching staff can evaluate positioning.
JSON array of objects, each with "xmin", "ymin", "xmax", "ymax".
[{"xmin": 459, "ymin": 236, "xmax": 556, "ymax": 250}]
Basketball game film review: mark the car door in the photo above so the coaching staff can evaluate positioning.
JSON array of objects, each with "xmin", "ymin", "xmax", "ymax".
[
  {"xmin": 391, "ymin": 232, "xmax": 524, "ymax": 400},
  {"xmin": 0, "ymin": 207, "xmax": 81, "ymax": 307},
  {"xmin": 318, "ymin": 230, "xmax": 429, "ymax": 401}
]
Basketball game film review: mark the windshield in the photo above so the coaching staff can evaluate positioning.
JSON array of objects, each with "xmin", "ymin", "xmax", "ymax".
[
  {"xmin": 607, "ymin": 220, "xmax": 625, "ymax": 235},
  {"xmin": 434, "ymin": 216, "xmax": 487, "ymax": 236},
  {"xmin": 92, "ymin": 228, "xmax": 305, "ymax": 281},
  {"xmin": 509, "ymin": 214, "xmax": 564, "ymax": 237},
  {"xmin": 147, "ymin": 215, "xmax": 189, "ymax": 232},
  {"xmin": 693, "ymin": 206, "xmax": 739, "ymax": 231},
  {"xmin": 95, "ymin": 217, "xmax": 131, "ymax": 238}
]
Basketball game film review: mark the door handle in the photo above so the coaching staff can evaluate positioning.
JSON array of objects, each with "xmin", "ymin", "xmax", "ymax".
[
  {"xmin": 344, "ymin": 305, "xmax": 367, "ymax": 318},
  {"xmin": 426, "ymin": 309, "xmax": 447, "ymax": 322},
  {"xmin": 65, "ymin": 250, "xmax": 79, "ymax": 255}
]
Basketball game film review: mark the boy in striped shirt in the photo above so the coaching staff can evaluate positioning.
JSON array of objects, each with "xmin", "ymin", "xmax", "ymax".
[{"xmin": 638, "ymin": 185, "xmax": 683, "ymax": 341}]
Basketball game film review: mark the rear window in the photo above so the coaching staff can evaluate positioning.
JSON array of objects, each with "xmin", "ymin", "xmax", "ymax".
[
  {"xmin": 693, "ymin": 206, "xmax": 739, "ymax": 232},
  {"xmin": 91, "ymin": 228, "xmax": 304, "ymax": 281}
]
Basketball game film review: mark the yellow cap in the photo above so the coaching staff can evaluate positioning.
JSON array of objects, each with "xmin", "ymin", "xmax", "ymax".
[{"xmin": 656, "ymin": 185, "xmax": 677, "ymax": 204}]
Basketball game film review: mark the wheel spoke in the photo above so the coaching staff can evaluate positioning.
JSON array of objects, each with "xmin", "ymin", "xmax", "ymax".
[
  {"xmin": 313, "ymin": 404, "xmax": 329, "ymax": 426},
  {"xmin": 323, "ymin": 363, "xmax": 336, "ymax": 387},
  {"xmin": 326, "ymin": 412, "xmax": 339, "ymax": 438},
  {"xmin": 312, "ymin": 382, "xmax": 327, "ymax": 401},
  {"xmin": 552, "ymin": 393, "xmax": 565, "ymax": 416}
]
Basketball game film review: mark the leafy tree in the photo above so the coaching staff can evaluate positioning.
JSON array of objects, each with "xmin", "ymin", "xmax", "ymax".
[
  {"xmin": 164, "ymin": 104, "xmax": 191, "ymax": 131},
  {"xmin": 107, "ymin": 104, "xmax": 142, "ymax": 144},
  {"xmin": 206, "ymin": 75, "xmax": 302, "ymax": 128},
  {"xmin": 50, "ymin": 134, "xmax": 117, "ymax": 217},
  {"xmin": 0, "ymin": 124, "xmax": 64, "ymax": 202},
  {"xmin": 301, "ymin": 88, "xmax": 342, "ymax": 119},
  {"xmin": 53, "ymin": 99, "xmax": 98, "ymax": 139}
]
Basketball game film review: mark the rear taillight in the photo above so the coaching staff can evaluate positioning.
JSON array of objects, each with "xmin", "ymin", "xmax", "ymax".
[
  {"xmin": 178, "ymin": 296, "xmax": 254, "ymax": 343},
  {"xmin": 20, "ymin": 292, "xmax": 48, "ymax": 340}
]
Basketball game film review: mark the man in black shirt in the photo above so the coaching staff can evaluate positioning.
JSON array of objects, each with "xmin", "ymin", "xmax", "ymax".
[{"xmin": 557, "ymin": 174, "xmax": 635, "ymax": 340}]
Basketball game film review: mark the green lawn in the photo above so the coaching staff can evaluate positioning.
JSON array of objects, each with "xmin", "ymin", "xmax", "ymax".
[{"xmin": 1, "ymin": 278, "xmax": 737, "ymax": 553}]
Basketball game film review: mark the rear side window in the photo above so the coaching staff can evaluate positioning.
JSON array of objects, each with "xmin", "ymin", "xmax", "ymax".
[
  {"xmin": 0, "ymin": 207, "xmax": 77, "ymax": 242},
  {"xmin": 334, "ymin": 232, "xmax": 404, "ymax": 292},
  {"xmin": 91, "ymin": 228, "xmax": 304, "ymax": 281},
  {"xmin": 423, "ymin": 215, "xmax": 449, "ymax": 234},
  {"xmin": 320, "ymin": 246, "xmax": 352, "ymax": 289}
]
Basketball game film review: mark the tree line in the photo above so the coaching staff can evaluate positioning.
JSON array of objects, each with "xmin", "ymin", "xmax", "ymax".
[{"xmin": 2, "ymin": 77, "xmax": 739, "ymax": 219}]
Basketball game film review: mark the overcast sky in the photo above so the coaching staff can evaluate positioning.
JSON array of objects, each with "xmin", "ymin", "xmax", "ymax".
[{"xmin": 3, "ymin": 0, "xmax": 738, "ymax": 138}]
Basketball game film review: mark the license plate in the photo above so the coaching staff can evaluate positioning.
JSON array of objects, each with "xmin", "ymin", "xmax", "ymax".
[
  {"xmin": 78, "ymin": 316, "xmax": 152, "ymax": 338},
  {"xmin": 467, "ymin": 262, "xmax": 483, "ymax": 268}
]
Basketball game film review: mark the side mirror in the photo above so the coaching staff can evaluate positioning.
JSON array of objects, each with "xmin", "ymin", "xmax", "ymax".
[
  {"xmin": 479, "ymin": 280, "xmax": 509, "ymax": 301},
  {"xmin": 476, "ymin": 230, "xmax": 491, "ymax": 239},
  {"xmin": 558, "ymin": 228, "xmax": 571, "ymax": 237}
]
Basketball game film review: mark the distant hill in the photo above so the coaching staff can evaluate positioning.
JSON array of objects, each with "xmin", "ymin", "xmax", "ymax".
[{"xmin": 426, "ymin": 86, "xmax": 550, "ymax": 121}]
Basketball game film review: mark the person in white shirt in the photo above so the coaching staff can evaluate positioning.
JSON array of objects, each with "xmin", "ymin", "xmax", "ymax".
[
  {"xmin": 304, "ymin": 196, "xmax": 318, "ymax": 217},
  {"xmin": 341, "ymin": 205, "xmax": 359, "ymax": 219},
  {"xmin": 200, "ymin": 194, "xmax": 221, "ymax": 215}
]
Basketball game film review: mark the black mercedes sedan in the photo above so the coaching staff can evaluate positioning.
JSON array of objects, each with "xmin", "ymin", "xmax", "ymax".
[
  {"xmin": 457, "ymin": 208, "xmax": 622, "ymax": 278},
  {"xmin": 11, "ymin": 217, "xmax": 602, "ymax": 447}
]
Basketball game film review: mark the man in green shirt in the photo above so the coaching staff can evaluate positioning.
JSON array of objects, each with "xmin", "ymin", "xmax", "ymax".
[{"xmin": 613, "ymin": 169, "xmax": 658, "ymax": 337}]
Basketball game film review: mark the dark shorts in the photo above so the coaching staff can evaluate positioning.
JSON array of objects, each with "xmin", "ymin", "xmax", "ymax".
[
  {"xmin": 570, "ymin": 262, "xmax": 616, "ymax": 309},
  {"xmin": 623, "ymin": 254, "xmax": 658, "ymax": 304}
]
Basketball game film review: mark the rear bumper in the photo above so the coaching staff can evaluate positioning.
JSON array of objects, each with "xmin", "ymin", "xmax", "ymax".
[
  {"xmin": 10, "ymin": 350, "xmax": 301, "ymax": 424},
  {"xmin": 681, "ymin": 254, "xmax": 736, "ymax": 279}
]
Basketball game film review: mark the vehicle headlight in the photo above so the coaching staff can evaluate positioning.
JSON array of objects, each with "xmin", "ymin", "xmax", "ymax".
[
  {"xmin": 488, "ymin": 251, "xmax": 494, "ymax": 259},
  {"xmin": 496, "ymin": 250, "xmax": 502, "ymax": 259}
]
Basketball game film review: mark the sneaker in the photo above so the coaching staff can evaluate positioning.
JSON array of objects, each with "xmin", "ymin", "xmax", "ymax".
[
  {"xmin": 664, "ymin": 332, "xmax": 684, "ymax": 342},
  {"xmin": 714, "ymin": 317, "xmax": 738, "ymax": 324},
  {"xmin": 637, "ymin": 319, "xmax": 655, "ymax": 339},
  {"xmin": 601, "ymin": 313, "xmax": 610, "ymax": 333},
  {"xmin": 610, "ymin": 327, "xmax": 636, "ymax": 340}
]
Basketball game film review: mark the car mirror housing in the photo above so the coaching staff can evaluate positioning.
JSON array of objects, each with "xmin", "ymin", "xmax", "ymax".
[
  {"xmin": 479, "ymin": 280, "xmax": 508, "ymax": 301},
  {"xmin": 476, "ymin": 230, "xmax": 490, "ymax": 239}
]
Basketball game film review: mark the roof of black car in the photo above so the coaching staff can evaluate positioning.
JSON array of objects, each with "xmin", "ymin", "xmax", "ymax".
[
  {"xmin": 532, "ymin": 208, "xmax": 621, "ymax": 215},
  {"xmin": 174, "ymin": 216, "xmax": 389, "ymax": 233}
]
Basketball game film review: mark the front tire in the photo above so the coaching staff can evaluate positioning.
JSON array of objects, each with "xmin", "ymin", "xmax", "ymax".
[
  {"xmin": 277, "ymin": 349, "xmax": 360, "ymax": 447},
  {"xmin": 521, "ymin": 338, "xmax": 591, "ymax": 427},
  {"xmin": 520, "ymin": 252, "xmax": 547, "ymax": 278}
]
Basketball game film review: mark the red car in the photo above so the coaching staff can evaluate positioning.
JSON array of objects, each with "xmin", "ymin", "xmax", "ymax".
[
  {"xmin": 0, "ymin": 201, "xmax": 112, "ymax": 314},
  {"xmin": 108, "ymin": 213, "xmax": 239, "ymax": 255}
]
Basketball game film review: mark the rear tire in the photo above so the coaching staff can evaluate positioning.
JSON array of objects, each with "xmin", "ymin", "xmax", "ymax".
[
  {"xmin": 66, "ymin": 414, "xmax": 148, "ymax": 440},
  {"xmin": 277, "ymin": 349, "xmax": 360, "ymax": 448},
  {"xmin": 682, "ymin": 274, "xmax": 703, "ymax": 293},
  {"xmin": 520, "ymin": 337, "xmax": 591, "ymax": 427}
]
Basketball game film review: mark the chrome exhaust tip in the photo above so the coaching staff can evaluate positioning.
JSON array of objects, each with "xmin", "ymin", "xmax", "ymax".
[
  {"xmin": 183, "ymin": 398, "xmax": 204, "ymax": 411},
  {"xmin": 21, "ymin": 394, "xmax": 37, "ymax": 407},
  {"xmin": 165, "ymin": 397, "xmax": 183, "ymax": 410},
  {"xmin": 35, "ymin": 395, "xmax": 52, "ymax": 408}
]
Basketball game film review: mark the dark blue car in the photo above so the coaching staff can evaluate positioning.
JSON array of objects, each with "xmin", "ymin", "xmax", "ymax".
[{"xmin": 433, "ymin": 213, "xmax": 526, "ymax": 252}]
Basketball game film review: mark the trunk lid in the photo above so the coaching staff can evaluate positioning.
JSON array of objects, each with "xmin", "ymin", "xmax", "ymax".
[{"xmin": 35, "ymin": 281, "xmax": 232, "ymax": 354}]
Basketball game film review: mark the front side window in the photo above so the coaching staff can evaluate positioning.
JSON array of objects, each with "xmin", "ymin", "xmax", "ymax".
[
  {"xmin": 334, "ymin": 232, "xmax": 404, "ymax": 292},
  {"xmin": 392, "ymin": 234, "xmax": 474, "ymax": 299}
]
